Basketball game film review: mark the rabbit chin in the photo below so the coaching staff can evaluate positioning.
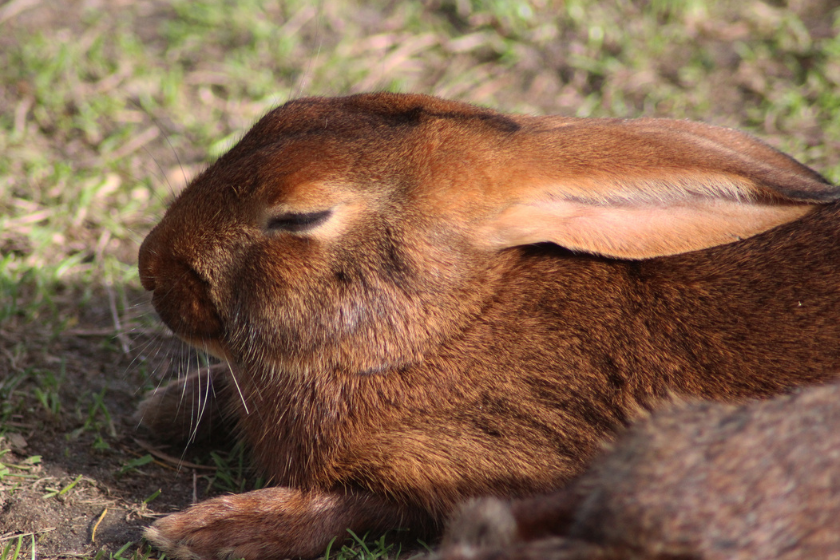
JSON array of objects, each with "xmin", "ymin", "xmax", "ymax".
[{"xmin": 180, "ymin": 334, "xmax": 235, "ymax": 364}]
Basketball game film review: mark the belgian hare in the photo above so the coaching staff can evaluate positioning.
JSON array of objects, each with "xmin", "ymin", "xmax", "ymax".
[
  {"xmin": 137, "ymin": 93, "xmax": 840, "ymax": 559},
  {"xmin": 440, "ymin": 382, "xmax": 840, "ymax": 559}
]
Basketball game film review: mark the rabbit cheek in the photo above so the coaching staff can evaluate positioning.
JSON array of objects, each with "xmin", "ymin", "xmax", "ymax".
[
  {"xmin": 218, "ymin": 244, "xmax": 333, "ymax": 360},
  {"xmin": 218, "ymin": 235, "xmax": 412, "ymax": 375}
]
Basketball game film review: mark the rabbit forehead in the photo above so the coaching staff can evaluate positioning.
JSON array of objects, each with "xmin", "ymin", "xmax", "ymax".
[
  {"xmin": 254, "ymin": 93, "xmax": 520, "ymax": 137},
  {"xmin": 232, "ymin": 147, "xmax": 396, "ymax": 221},
  {"xmin": 200, "ymin": 94, "xmax": 524, "ymax": 210}
]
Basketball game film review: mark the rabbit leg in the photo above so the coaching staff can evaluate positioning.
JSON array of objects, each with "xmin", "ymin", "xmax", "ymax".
[
  {"xmin": 438, "ymin": 495, "xmax": 630, "ymax": 560},
  {"xmin": 439, "ymin": 537, "xmax": 621, "ymax": 560},
  {"xmin": 441, "ymin": 490, "xmax": 582, "ymax": 552},
  {"xmin": 145, "ymin": 486, "xmax": 433, "ymax": 560},
  {"xmin": 134, "ymin": 363, "xmax": 233, "ymax": 444}
]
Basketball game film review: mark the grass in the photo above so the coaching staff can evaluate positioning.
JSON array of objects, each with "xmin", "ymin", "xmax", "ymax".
[
  {"xmin": 3, "ymin": 1, "xmax": 840, "ymax": 320},
  {"xmin": 1, "ymin": 534, "xmax": 34, "ymax": 560},
  {"xmin": 323, "ymin": 530, "xmax": 433, "ymax": 560},
  {"xmin": 0, "ymin": 0, "xmax": 839, "ymax": 558}
]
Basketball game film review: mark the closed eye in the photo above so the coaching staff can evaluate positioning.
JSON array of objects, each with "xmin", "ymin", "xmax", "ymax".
[{"xmin": 266, "ymin": 209, "xmax": 333, "ymax": 233}]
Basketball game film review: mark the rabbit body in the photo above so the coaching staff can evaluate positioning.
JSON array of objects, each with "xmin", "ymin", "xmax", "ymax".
[
  {"xmin": 138, "ymin": 93, "xmax": 840, "ymax": 559},
  {"xmin": 440, "ymin": 382, "xmax": 840, "ymax": 560}
]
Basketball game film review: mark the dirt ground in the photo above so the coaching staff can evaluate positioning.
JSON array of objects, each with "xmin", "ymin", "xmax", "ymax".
[
  {"xmin": 0, "ymin": 287, "xmax": 245, "ymax": 558},
  {"xmin": 0, "ymin": 1, "xmax": 250, "ymax": 556}
]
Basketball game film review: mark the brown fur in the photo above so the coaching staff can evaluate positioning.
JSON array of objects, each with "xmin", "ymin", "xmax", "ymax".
[
  {"xmin": 137, "ymin": 93, "xmax": 840, "ymax": 559},
  {"xmin": 440, "ymin": 382, "xmax": 840, "ymax": 559},
  {"xmin": 134, "ymin": 364, "xmax": 231, "ymax": 444}
]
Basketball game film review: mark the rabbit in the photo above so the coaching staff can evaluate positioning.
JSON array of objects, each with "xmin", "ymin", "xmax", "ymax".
[
  {"xmin": 439, "ymin": 381, "xmax": 840, "ymax": 560},
  {"xmin": 136, "ymin": 92, "xmax": 840, "ymax": 560},
  {"xmin": 133, "ymin": 363, "xmax": 232, "ymax": 445}
]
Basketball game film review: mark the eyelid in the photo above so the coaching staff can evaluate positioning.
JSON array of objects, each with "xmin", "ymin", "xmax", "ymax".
[{"xmin": 266, "ymin": 209, "xmax": 333, "ymax": 233}]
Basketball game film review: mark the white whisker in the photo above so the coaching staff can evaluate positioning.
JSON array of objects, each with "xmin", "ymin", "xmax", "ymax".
[{"xmin": 226, "ymin": 359, "xmax": 249, "ymax": 415}]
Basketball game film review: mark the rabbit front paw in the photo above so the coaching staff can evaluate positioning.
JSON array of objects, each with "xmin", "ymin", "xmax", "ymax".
[{"xmin": 145, "ymin": 488, "xmax": 341, "ymax": 560}]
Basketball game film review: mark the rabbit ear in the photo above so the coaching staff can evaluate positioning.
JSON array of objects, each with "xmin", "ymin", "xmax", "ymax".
[{"xmin": 478, "ymin": 118, "xmax": 839, "ymax": 259}]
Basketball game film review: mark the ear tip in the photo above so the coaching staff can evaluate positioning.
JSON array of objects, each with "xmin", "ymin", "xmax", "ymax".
[
  {"xmin": 797, "ymin": 190, "xmax": 840, "ymax": 203},
  {"xmin": 771, "ymin": 181, "xmax": 840, "ymax": 203}
]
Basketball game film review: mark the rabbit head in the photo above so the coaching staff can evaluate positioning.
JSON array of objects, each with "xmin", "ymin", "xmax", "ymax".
[
  {"xmin": 139, "ymin": 93, "xmax": 835, "ymax": 380},
  {"xmin": 140, "ymin": 95, "xmax": 521, "ymax": 377}
]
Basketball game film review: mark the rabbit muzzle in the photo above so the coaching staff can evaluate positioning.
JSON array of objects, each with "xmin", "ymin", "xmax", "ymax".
[{"xmin": 139, "ymin": 226, "xmax": 225, "ymax": 345}]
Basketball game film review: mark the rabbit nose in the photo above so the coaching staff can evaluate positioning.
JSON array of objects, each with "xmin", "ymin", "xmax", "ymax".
[
  {"xmin": 138, "ymin": 232, "xmax": 223, "ymax": 340},
  {"xmin": 151, "ymin": 259, "xmax": 223, "ymax": 339}
]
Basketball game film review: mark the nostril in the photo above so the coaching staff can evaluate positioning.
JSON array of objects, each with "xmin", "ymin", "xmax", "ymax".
[
  {"xmin": 139, "ymin": 267, "xmax": 157, "ymax": 292},
  {"xmin": 138, "ymin": 232, "xmax": 159, "ymax": 292}
]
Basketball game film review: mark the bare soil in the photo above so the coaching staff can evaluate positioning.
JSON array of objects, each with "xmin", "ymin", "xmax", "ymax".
[{"xmin": 0, "ymin": 287, "xmax": 242, "ymax": 558}]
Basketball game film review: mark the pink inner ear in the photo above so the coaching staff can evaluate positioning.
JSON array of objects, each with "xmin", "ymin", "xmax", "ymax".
[
  {"xmin": 440, "ymin": 115, "xmax": 837, "ymax": 259},
  {"xmin": 484, "ymin": 197, "xmax": 814, "ymax": 259}
]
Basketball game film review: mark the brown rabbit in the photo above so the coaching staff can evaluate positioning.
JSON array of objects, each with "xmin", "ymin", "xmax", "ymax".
[
  {"xmin": 440, "ymin": 382, "xmax": 840, "ymax": 560},
  {"xmin": 137, "ymin": 93, "xmax": 840, "ymax": 559}
]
